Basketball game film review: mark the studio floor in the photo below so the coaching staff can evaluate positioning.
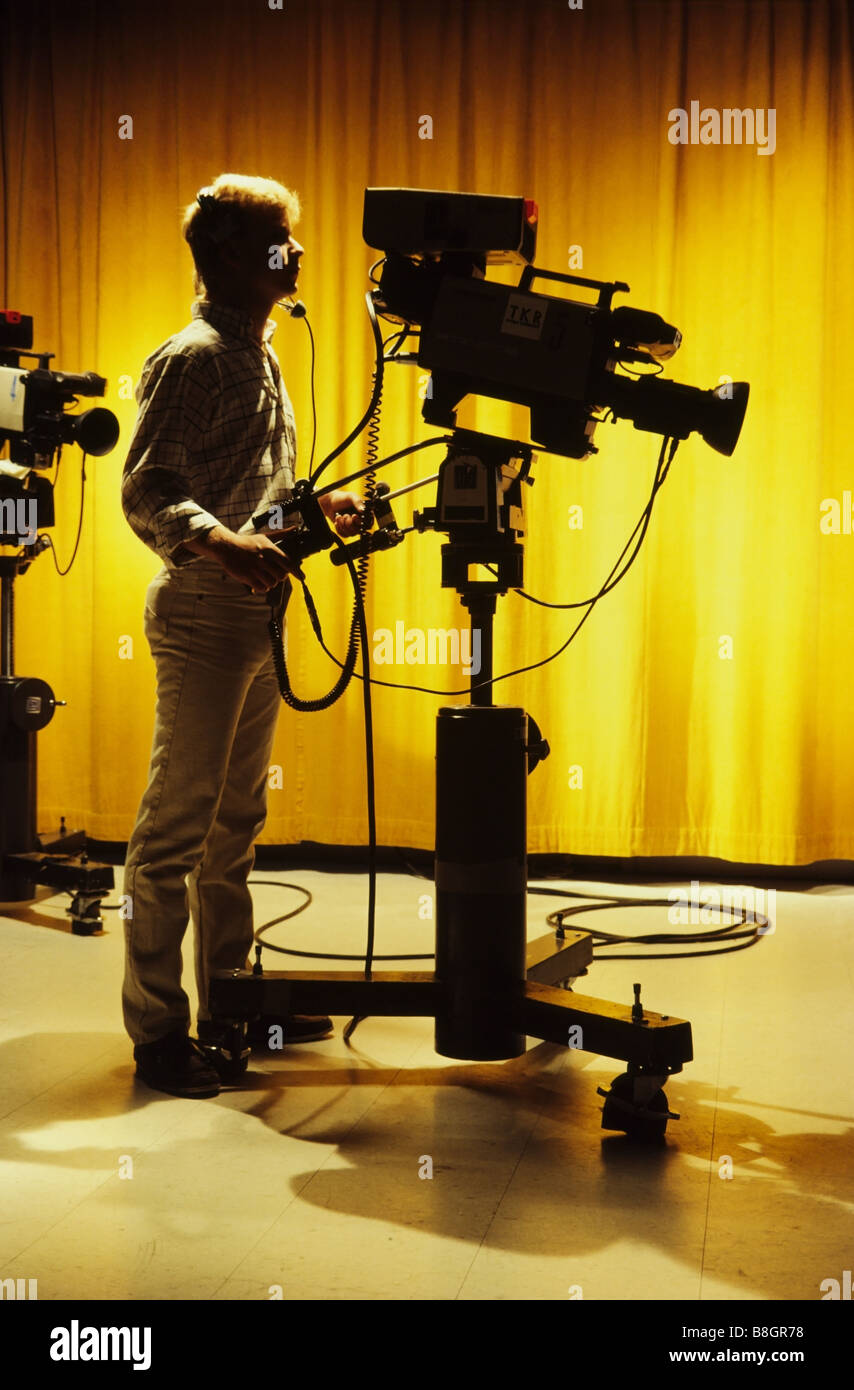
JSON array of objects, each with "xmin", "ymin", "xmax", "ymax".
[{"xmin": 0, "ymin": 869, "xmax": 851, "ymax": 1302}]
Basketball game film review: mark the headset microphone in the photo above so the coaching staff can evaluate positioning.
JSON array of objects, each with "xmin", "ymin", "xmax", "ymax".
[{"xmin": 278, "ymin": 297, "xmax": 307, "ymax": 319}]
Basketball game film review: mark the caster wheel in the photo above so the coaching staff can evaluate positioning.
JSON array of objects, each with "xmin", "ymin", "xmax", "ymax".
[{"xmin": 597, "ymin": 1070, "xmax": 677, "ymax": 1141}]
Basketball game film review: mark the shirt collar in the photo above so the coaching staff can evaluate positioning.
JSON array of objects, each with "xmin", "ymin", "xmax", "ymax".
[{"xmin": 192, "ymin": 299, "xmax": 276, "ymax": 345}]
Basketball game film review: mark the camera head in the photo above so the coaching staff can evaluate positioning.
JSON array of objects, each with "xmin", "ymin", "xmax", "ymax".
[
  {"xmin": 363, "ymin": 187, "xmax": 748, "ymax": 459},
  {"xmin": 0, "ymin": 310, "xmax": 120, "ymax": 469}
]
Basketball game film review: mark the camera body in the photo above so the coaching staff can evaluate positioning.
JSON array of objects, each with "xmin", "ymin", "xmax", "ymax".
[
  {"xmin": 0, "ymin": 311, "xmax": 119, "ymax": 469},
  {"xmin": 363, "ymin": 187, "xmax": 748, "ymax": 459}
]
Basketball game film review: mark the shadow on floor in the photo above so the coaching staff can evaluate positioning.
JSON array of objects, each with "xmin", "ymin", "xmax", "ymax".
[{"xmin": 1, "ymin": 1031, "xmax": 851, "ymax": 1300}]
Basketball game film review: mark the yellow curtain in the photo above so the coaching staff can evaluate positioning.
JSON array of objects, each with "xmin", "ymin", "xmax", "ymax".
[{"xmin": 2, "ymin": 0, "xmax": 852, "ymax": 862}]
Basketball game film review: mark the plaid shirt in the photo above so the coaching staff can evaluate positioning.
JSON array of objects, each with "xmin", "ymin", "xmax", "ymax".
[{"xmin": 121, "ymin": 300, "xmax": 297, "ymax": 569}]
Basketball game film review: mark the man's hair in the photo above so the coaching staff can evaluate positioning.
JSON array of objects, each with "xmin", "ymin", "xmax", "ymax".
[{"xmin": 181, "ymin": 173, "xmax": 301, "ymax": 297}]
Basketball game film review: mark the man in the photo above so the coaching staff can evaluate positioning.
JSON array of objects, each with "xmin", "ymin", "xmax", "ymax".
[{"xmin": 121, "ymin": 173, "xmax": 362, "ymax": 1098}]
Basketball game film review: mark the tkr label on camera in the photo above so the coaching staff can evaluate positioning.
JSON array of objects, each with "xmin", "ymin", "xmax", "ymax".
[{"xmin": 502, "ymin": 294, "xmax": 546, "ymax": 339}]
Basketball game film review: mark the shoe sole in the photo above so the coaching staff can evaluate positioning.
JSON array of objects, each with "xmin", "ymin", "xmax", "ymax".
[{"xmin": 135, "ymin": 1067, "xmax": 220, "ymax": 1099}]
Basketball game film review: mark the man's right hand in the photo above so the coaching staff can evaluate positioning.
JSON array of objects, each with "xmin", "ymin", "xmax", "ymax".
[{"xmin": 186, "ymin": 525, "xmax": 297, "ymax": 591}]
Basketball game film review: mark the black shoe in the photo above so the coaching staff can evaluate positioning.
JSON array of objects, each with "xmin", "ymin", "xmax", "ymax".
[
  {"xmin": 247, "ymin": 1014, "xmax": 334, "ymax": 1051},
  {"xmin": 196, "ymin": 1019, "xmax": 251, "ymax": 1083},
  {"xmin": 134, "ymin": 1028, "xmax": 220, "ymax": 1098}
]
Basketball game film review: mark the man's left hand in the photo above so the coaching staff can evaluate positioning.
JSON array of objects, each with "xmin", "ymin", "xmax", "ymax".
[{"xmin": 318, "ymin": 489, "xmax": 365, "ymax": 538}]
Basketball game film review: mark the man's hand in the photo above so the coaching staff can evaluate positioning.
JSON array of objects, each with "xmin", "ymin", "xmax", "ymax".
[
  {"xmin": 318, "ymin": 490, "xmax": 365, "ymax": 538},
  {"xmin": 186, "ymin": 525, "xmax": 296, "ymax": 591}
]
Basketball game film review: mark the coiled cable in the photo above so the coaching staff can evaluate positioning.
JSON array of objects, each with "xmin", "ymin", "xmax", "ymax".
[{"xmin": 266, "ymin": 369, "xmax": 381, "ymax": 711}]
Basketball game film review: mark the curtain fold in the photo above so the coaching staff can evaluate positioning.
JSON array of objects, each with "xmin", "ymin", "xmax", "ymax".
[{"xmin": 2, "ymin": 0, "xmax": 852, "ymax": 861}]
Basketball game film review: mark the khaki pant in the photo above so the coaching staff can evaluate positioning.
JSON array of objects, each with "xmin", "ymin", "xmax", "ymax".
[{"xmin": 122, "ymin": 559, "xmax": 288, "ymax": 1046}]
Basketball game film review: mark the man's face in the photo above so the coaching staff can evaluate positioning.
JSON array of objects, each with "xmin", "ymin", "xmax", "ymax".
[
  {"xmin": 256, "ymin": 213, "xmax": 304, "ymax": 301},
  {"xmin": 225, "ymin": 210, "xmax": 304, "ymax": 306}
]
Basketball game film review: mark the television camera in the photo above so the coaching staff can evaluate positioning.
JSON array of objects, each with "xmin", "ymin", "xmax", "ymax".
[
  {"xmin": 210, "ymin": 188, "xmax": 751, "ymax": 1140},
  {"xmin": 0, "ymin": 308, "xmax": 120, "ymax": 926}
]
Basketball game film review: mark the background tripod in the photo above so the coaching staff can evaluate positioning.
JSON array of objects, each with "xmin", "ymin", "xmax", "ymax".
[
  {"xmin": 0, "ymin": 543, "xmax": 115, "ymax": 933},
  {"xmin": 0, "ymin": 314, "xmax": 118, "ymax": 931}
]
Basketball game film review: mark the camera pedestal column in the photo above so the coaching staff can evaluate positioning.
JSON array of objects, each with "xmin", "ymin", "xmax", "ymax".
[
  {"xmin": 434, "ymin": 702, "xmax": 528, "ymax": 1061},
  {"xmin": 433, "ymin": 579, "xmax": 526, "ymax": 1060}
]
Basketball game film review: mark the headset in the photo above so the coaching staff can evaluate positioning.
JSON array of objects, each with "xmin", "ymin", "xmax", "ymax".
[{"xmin": 195, "ymin": 189, "xmax": 238, "ymax": 244}]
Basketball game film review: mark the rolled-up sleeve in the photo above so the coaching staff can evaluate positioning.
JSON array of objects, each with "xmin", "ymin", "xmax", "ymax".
[{"xmin": 121, "ymin": 351, "xmax": 224, "ymax": 567}]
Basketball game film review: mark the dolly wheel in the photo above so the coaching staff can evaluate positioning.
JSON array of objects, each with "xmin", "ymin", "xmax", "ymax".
[{"xmin": 597, "ymin": 1071, "xmax": 678, "ymax": 1141}]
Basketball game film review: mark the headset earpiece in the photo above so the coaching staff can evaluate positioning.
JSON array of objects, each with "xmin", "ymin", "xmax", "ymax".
[{"xmin": 196, "ymin": 190, "xmax": 238, "ymax": 245}]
